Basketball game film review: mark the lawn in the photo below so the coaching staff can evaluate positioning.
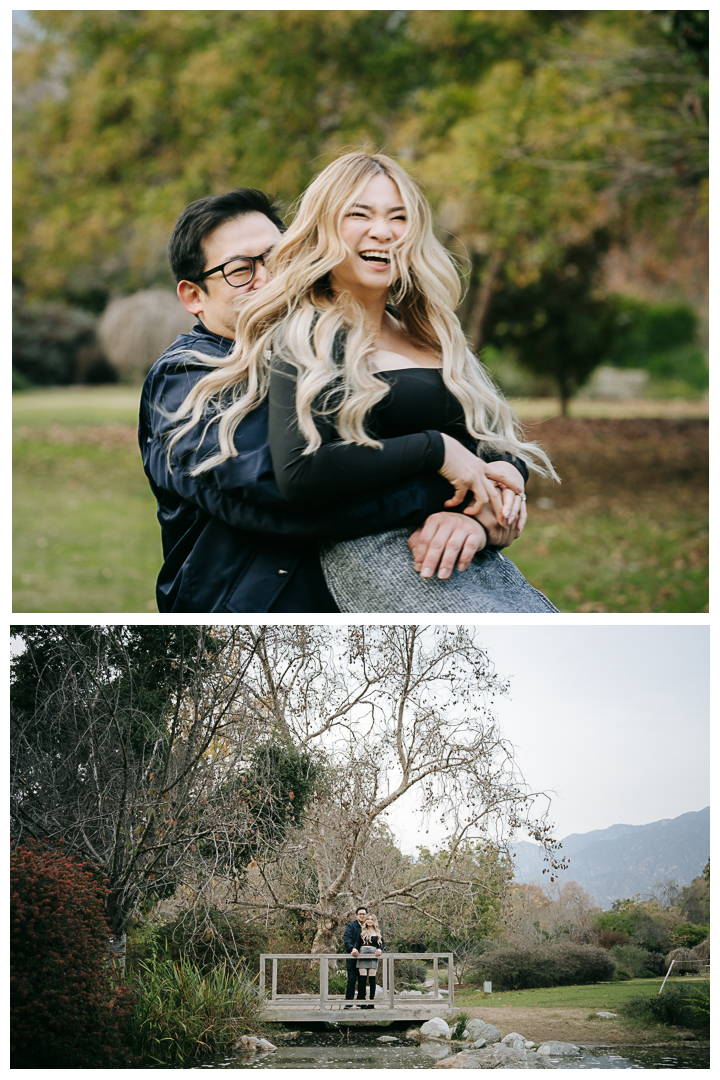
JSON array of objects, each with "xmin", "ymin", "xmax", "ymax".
[
  {"xmin": 454, "ymin": 977, "xmax": 671, "ymax": 1011},
  {"xmin": 13, "ymin": 387, "xmax": 708, "ymax": 614}
]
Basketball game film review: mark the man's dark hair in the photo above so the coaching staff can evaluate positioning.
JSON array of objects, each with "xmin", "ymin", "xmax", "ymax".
[
  {"xmin": 356, "ymin": 906, "xmax": 367, "ymax": 914},
  {"xmin": 168, "ymin": 188, "xmax": 285, "ymax": 289}
]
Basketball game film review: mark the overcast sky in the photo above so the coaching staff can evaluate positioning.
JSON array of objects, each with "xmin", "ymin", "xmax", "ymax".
[{"xmin": 387, "ymin": 625, "xmax": 709, "ymax": 853}]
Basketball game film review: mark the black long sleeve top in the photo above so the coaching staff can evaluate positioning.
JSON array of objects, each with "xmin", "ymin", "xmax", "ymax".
[{"xmin": 268, "ymin": 358, "xmax": 529, "ymax": 506}]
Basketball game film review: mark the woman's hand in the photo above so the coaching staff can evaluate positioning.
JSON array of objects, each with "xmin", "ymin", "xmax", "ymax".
[
  {"xmin": 483, "ymin": 460, "xmax": 527, "ymax": 531},
  {"xmin": 375, "ymin": 949, "xmax": 382, "ymax": 956},
  {"xmin": 439, "ymin": 435, "xmax": 504, "ymax": 520},
  {"xmin": 407, "ymin": 512, "xmax": 488, "ymax": 579},
  {"xmin": 475, "ymin": 499, "xmax": 521, "ymax": 549}
]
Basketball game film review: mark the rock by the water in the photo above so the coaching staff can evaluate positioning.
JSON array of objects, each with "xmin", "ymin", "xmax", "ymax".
[
  {"xmin": 596, "ymin": 1011, "xmax": 618, "ymax": 1018},
  {"xmin": 435, "ymin": 1044, "xmax": 555, "ymax": 1069},
  {"xmin": 377, "ymin": 1035, "xmax": 400, "ymax": 1042},
  {"xmin": 233, "ymin": 1035, "xmax": 276, "ymax": 1052},
  {"xmin": 502, "ymin": 1032, "xmax": 529, "ymax": 1050},
  {"xmin": 464, "ymin": 1019, "xmax": 501, "ymax": 1045},
  {"xmin": 234, "ymin": 1035, "xmax": 259, "ymax": 1051},
  {"xmin": 470, "ymin": 1038, "xmax": 487, "ymax": 1049},
  {"xmin": 536, "ymin": 1041, "xmax": 581, "ymax": 1057},
  {"xmin": 421, "ymin": 1017, "xmax": 452, "ymax": 1039}
]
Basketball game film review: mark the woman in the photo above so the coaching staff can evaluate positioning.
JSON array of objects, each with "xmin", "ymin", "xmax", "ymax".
[
  {"xmin": 169, "ymin": 152, "xmax": 559, "ymax": 612},
  {"xmin": 350, "ymin": 913, "xmax": 383, "ymax": 1009}
]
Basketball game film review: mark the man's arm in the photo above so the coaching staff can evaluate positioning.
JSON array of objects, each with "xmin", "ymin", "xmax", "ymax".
[{"xmin": 141, "ymin": 362, "xmax": 455, "ymax": 540}]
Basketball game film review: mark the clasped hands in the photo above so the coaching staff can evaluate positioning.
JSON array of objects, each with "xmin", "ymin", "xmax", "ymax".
[{"xmin": 407, "ymin": 435, "xmax": 527, "ymax": 581}]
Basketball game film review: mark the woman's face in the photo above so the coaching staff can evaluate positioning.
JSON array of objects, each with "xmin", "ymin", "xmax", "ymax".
[{"xmin": 331, "ymin": 173, "xmax": 407, "ymax": 299}]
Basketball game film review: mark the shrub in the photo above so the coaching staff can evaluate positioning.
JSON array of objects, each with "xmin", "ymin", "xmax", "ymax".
[
  {"xmin": 471, "ymin": 942, "xmax": 617, "ymax": 991},
  {"xmin": 611, "ymin": 943, "xmax": 651, "ymax": 978},
  {"xmin": 12, "ymin": 291, "xmax": 115, "ymax": 387},
  {"xmin": 124, "ymin": 950, "xmax": 265, "ymax": 1064},
  {"xmin": 671, "ymin": 922, "xmax": 710, "ymax": 948},
  {"xmin": 664, "ymin": 947, "xmax": 702, "ymax": 976},
  {"xmin": 134, "ymin": 906, "xmax": 270, "ymax": 976},
  {"xmin": 10, "ymin": 840, "xmax": 134, "ymax": 1068},
  {"xmin": 624, "ymin": 982, "xmax": 710, "ymax": 1031},
  {"xmin": 395, "ymin": 958, "xmax": 428, "ymax": 988},
  {"xmin": 639, "ymin": 952, "xmax": 666, "ymax": 978}
]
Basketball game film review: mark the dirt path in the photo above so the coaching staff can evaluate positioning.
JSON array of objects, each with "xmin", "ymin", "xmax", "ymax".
[{"xmin": 458, "ymin": 1006, "xmax": 685, "ymax": 1047}]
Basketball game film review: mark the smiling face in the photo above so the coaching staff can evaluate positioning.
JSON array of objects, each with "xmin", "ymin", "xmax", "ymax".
[
  {"xmin": 330, "ymin": 173, "xmax": 407, "ymax": 301},
  {"xmin": 177, "ymin": 211, "xmax": 282, "ymax": 339}
]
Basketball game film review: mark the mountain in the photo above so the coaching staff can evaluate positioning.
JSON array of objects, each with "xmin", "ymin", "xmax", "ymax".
[{"xmin": 511, "ymin": 807, "xmax": 709, "ymax": 909}]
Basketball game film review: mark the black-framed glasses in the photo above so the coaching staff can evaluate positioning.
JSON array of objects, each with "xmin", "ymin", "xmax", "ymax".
[{"xmin": 196, "ymin": 248, "xmax": 274, "ymax": 288}]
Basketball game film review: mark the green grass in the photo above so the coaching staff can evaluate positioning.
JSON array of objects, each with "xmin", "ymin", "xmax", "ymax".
[
  {"xmin": 13, "ymin": 386, "xmax": 709, "ymax": 613},
  {"xmin": 454, "ymin": 977, "xmax": 702, "ymax": 1011},
  {"xmin": 511, "ymin": 512, "xmax": 708, "ymax": 613},
  {"xmin": 14, "ymin": 387, "xmax": 161, "ymax": 613}
]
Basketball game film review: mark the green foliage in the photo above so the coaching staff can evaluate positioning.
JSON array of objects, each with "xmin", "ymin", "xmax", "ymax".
[
  {"xmin": 484, "ymin": 232, "xmax": 618, "ymax": 410},
  {"xmin": 606, "ymin": 299, "xmax": 707, "ymax": 390},
  {"xmin": 12, "ymin": 291, "xmax": 115, "ymax": 387},
  {"xmin": 610, "ymin": 944, "xmax": 651, "ymax": 978},
  {"xmin": 128, "ymin": 908, "xmax": 270, "ymax": 977},
  {"xmin": 624, "ymin": 981, "xmax": 710, "ymax": 1032},
  {"xmin": 395, "ymin": 959, "xmax": 428, "ymax": 988},
  {"xmin": 13, "ymin": 11, "xmax": 706, "ymax": 311},
  {"xmin": 10, "ymin": 840, "xmax": 135, "ymax": 1068},
  {"xmin": 471, "ymin": 942, "xmax": 617, "ymax": 991},
  {"xmin": 205, "ymin": 742, "xmax": 323, "ymax": 878},
  {"xmin": 124, "ymin": 950, "xmax": 265, "ymax": 1064},
  {"xmin": 450, "ymin": 1012, "xmax": 472, "ymax": 1041},
  {"xmin": 671, "ymin": 922, "xmax": 710, "ymax": 948}
]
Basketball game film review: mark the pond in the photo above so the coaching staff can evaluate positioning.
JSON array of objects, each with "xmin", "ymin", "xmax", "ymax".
[{"xmin": 190, "ymin": 1029, "xmax": 709, "ymax": 1070}]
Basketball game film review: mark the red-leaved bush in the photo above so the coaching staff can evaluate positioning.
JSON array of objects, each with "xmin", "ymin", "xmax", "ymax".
[{"xmin": 10, "ymin": 840, "xmax": 135, "ymax": 1068}]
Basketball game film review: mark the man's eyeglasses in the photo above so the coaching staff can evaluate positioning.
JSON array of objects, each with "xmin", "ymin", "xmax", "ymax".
[{"xmin": 197, "ymin": 248, "xmax": 274, "ymax": 288}]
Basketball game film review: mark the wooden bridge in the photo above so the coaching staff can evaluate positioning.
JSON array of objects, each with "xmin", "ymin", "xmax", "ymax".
[{"xmin": 260, "ymin": 952, "xmax": 454, "ymax": 1023}]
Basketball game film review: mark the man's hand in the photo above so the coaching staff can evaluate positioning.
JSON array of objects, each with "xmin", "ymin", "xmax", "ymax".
[
  {"xmin": 483, "ymin": 460, "xmax": 527, "ymax": 531},
  {"xmin": 475, "ymin": 499, "xmax": 521, "ymax": 550},
  {"xmin": 407, "ymin": 512, "xmax": 487, "ymax": 580},
  {"xmin": 351, "ymin": 948, "xmax": 359, "ymax": 957}
]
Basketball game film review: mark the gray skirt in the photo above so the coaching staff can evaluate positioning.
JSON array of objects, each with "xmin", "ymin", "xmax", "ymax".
[
  {"xmin": 321, "ymin": 528, "xmax": 559, "ymax": 614},
  {"xmin": 357, "ymin": 945, "xmax": 380, "ymax": 970}
]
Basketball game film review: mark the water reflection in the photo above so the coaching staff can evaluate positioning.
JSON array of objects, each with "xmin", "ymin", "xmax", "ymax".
[{"xmin": 190, "ymin": 1030, "xmax": 709, "ymax": 1070}]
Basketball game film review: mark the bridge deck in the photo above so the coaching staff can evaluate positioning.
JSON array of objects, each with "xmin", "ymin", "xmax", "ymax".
[{"xmin": 263, "ymin": 998, "xmax": 452, "ymax": 1024}]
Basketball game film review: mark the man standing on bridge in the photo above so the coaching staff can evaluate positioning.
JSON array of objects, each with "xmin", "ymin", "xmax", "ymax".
[{"xmin": 343, "ymin": 906, "xmax": 367, "ymax": 1008}]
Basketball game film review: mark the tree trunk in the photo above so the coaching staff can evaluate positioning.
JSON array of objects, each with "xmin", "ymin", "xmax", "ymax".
[
  {"xmin": 108, "ymin": 931, "xmax": 127, "ymax": 973},
  {"xmin": 467, "ymin": 251, "xmax": 504, "ymax": 352},
  {"xmin": 311, "ymin": 916, "xmax": 340, "ymax": 968}
]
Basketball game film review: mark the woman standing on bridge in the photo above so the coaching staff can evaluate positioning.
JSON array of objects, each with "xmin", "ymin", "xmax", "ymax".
[{"xmin": 351, "ymin": 914, "xmax": 383, "ymax": 1009}]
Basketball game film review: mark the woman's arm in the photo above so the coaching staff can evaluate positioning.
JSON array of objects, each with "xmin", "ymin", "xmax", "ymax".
[{"xmin": 268, "ymin": 359, "xmax": 446, "ymax": 504}]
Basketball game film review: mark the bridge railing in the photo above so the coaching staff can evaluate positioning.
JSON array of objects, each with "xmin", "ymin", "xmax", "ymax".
[{"xmin": 259, "ymin": 952, "xmax": 454, "ymax": 1011}]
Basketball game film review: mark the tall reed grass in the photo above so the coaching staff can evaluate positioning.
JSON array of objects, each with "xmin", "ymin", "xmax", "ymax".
[{"xmin": 124, "ymin": 951, "xmax": 266, "ymax": 1065}]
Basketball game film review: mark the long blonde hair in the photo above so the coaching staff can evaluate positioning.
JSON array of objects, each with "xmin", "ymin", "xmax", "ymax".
[
  {"xmin": 361, "ymin": 915, "xmax": 382, "ymax": 944},
  {"xmin": 166, "ymin": 151, "xmax": 557, "ymax": 479}
]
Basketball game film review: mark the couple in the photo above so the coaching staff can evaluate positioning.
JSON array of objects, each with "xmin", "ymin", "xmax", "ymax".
[
  {"xmin": 140, "ymin": 152, "xmax": 559, "ymax": 613},
  {"xmin": 343, "ymin": 906, "xmax": 383, "ymax": 1010}
]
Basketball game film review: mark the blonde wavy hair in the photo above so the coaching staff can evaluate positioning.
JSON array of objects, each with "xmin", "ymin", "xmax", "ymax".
[
  {"xmin": 167, "ymin": 151, "xmax": 557, "ymax": 479},
  {"xmin": 361, "ymin": 915, "xmax": 382, "ymax": 944}
]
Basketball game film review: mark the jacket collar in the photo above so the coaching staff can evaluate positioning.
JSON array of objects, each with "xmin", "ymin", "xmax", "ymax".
[{"xmin": 191, "ymin": 321, "xmax": 234, "ymax": 352}]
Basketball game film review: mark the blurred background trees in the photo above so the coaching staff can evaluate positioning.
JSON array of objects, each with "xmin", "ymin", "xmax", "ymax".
[{"xmin": 13, "ymin": 9, "xmax": 707, "ymax": 405}]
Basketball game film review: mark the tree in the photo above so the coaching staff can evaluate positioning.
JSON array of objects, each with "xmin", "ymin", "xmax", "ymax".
[
  {"xmin": 10, "ymin": 839, "xmax": 135, "ymax": 1068},
  {"xmin": 483, "ymin": 231, "xmax": 619, "ymax": 413},
  {"xmin": 10, "ymin": 625, "xmax": 301, "ymax": 961},
  {"xmin": 220, "ymin": 625, "xmax": 563, "ymax": 953}
]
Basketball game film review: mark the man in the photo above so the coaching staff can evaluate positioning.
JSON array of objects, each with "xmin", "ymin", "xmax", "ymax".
[
  {"xmin": 343, "ymin": 906, "xmax": 367, "ymax": 1008},
  {"xmin": 139, "ymin": 188, "xmax": 526, "ymax": 612}
]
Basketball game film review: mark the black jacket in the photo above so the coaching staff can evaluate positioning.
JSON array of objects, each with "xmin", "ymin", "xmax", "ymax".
[
  {"xmin": 139, "ymin": 324, "xmax": 460, "ymax": 612},
  {"xmin": 343, "ymin": 919, "xmax": 363, "ymax": 954}
]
